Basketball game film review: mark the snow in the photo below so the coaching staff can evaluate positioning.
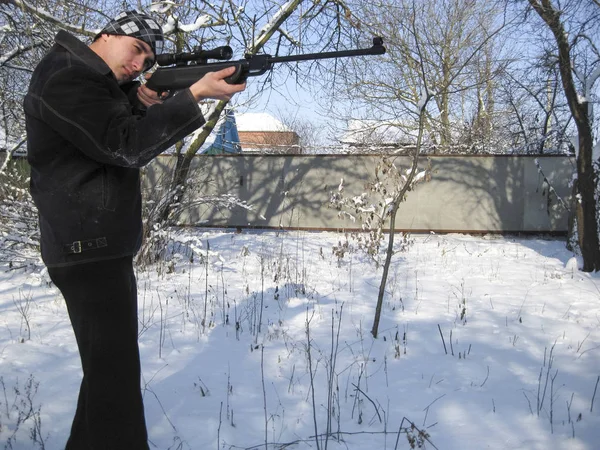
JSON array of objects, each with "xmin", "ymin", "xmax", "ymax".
[
  {"xmin": 0, "ymin": 45, "xmax": 30, "ymax": 65},
  {"xmin": 8, "ymin": 0, "xmax": 83, "ymax": 35},
  {"xmin": 1, "ymin": 230, "xmax": 600, "ymax": 450},
  {"xmin": 149, "ymin": 1, "xmax": 176, "ymax": 15},
  {"xmin": 413, "ymin": 169, "xmax": 427, "ymax": 183},
  {"xmin": 255, "ymin": 0, "xmax": 297, "ymax": 47},
  {"xmin": 162, "ymin": 15, "xmax": 178, "ymax": 34},
  {"xmin": 161, "ymin": 14, "xmax": 213, "ymax": 34},
  {"xmin": 417, "ymin": 92, "xmax": 429, "ymax": 111},
  {"xmin": 180, "ymin": 15, "xmax": 212, "ymax": 33},
  {"xmin": 235, "ymin": 112, "xmax": 290, "ymax": 132}
]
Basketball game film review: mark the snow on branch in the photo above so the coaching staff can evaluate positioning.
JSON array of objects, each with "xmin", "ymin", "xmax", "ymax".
[
  {"xmin": 0, "ymin": 42, "xmax": 44, "ymax": 66},
  {"xmin": 4, "ymin": 0, "xmax": 227, "ymax": 39},
  {"xmin": 161, "ymin": 13, "xmax": 226, "ymax": 35},
  {"xmin": 252, "ymin": 0, "xmax": 302, "ymax": 52},
  {"xmin": 2, "ymin": 0, "xmax": 96, "ymax": 36},
  {"xmin": 572, "ymin": 61, "xmax": 600, "ymax": 119}
]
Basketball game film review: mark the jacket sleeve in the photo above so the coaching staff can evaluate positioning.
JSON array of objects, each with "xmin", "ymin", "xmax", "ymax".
[
  {"xmin": 38, "ymin": 65, "xmax": 206, "ymax": 168},
  {"xmin": 120, "ymin": 81, "xmax": 148, "ymax": 116}
]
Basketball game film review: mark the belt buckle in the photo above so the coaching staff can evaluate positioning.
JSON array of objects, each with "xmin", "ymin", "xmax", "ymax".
[{"xmin": 72, "ymin": 241, "xmax": 82, "ymax": 253}]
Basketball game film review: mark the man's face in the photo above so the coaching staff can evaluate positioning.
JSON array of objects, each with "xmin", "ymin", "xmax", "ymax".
[{"xmin": 100, "ymin": 35, "xmax": 155, "ymax": 84}]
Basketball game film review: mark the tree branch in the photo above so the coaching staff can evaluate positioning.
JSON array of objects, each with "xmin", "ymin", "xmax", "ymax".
[
  {"xmin": 0, "ymin": 41, "xmax": 45, "ymax": 66},
  {"xmin": 1, "ymin": 0, "xmax": 97, "ymax": 36}
]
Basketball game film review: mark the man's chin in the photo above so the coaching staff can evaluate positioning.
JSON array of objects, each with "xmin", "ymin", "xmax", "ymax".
[
  {"xmin": 115, "ymin": 69, "xmax": 135, "ymax": 84},
  {"xmin": 117, "ymin": 76, "xmax": 134, "ymax": 85}
]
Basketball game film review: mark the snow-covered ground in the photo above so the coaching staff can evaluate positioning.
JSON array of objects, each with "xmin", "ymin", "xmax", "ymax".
[{"xmin": 1, "ymin": 229, "xmax": 599, "ymax": 450}]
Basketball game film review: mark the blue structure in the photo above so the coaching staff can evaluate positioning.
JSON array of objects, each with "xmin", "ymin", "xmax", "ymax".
[{"xmin": 203, "ymin": 109, "xmax": 242, "ymax": 154}]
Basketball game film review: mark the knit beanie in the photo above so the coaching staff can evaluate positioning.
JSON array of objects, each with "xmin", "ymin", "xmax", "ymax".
[{"xmin": 98, "ymin": 10, "xmax": 164, "ymax": 57}]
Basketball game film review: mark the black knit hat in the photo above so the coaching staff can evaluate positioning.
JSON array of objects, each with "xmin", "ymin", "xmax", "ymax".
[{"xmin": 98, "ymin": 10, "xmax": 164, "ymax": 57}]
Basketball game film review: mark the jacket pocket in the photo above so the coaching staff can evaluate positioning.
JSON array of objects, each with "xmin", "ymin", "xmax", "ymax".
[{"xmin": 101, "ymin": 167, "xmax": 117, "ymax": 211}]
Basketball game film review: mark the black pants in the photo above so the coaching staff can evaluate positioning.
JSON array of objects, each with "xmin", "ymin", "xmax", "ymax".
[{"xmin": 48, "ymin": 256, "xmax": 149, "ymax": 450}]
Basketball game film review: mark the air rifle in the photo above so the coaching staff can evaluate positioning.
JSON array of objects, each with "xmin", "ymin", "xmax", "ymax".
[{"xmin": 146, "ymin": 37, "xmax": 386, "ymax": 92}]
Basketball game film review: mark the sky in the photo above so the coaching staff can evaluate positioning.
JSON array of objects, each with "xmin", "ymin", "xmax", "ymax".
[
  {"xmin": 1, "ymin": 229, "xmax": 599, "ymax": 449},
  {"xmin": 235, "ymin": 63, "xmax": 340, "ymax": 145}
]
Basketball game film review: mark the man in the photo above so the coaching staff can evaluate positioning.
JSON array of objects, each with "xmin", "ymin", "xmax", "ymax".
[{"xmin": 23, "ymin": 10, "xmax": 245, "ymax": 449}]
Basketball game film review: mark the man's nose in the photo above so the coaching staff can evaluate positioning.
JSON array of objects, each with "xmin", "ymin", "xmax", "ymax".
[{"xmin": 132, "ymin": 57, "xmax": 143, "ymax": 72}]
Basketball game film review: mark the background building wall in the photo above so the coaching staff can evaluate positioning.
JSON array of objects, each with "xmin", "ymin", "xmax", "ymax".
[
  {"xmin": 238, "ymin": 131, "xmax": 300, "ymax": 153},
  {"xmin": 144, "ymin": 154, "xmax": 574, "ymax": 233}
]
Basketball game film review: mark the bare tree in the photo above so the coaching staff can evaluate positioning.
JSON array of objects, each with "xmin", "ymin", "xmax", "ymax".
[
  {"xmin": 277, "ymin": 110, "xmax": 325, "ymax": 153},
  {"xmin": 314, "ymin": 0, "xmax": 510, "ymax": 154},
  {"xmin": 149, "ymin": 0, "xmax": 372, "ymax": 223},
  {"xmin": 497, "ymin": 60, "xmax": 573, "ymax": 154},
  {"xmin": 151, "ymin": 0, "xmax": 306, "ymax": 227},
  {"xmin": 323, "ymin": 0, "xmax": 510, "ymax": 337},
  {"xmin": 526, "ymin": 0, "xmax": 600, "ymax": 271}
]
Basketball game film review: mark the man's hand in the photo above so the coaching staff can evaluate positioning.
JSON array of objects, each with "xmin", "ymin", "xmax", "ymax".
[
  {"xmin": 137, "ymin": 73, "xmax": 168, "ymax": 107},
  {"xmin": 189, "ymin": 66, "xmax": 246, "ymax": 102}
]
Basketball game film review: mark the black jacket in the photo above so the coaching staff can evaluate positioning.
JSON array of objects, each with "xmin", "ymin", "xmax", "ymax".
[{"xmin": 24, "ymin": 30, "xmax": 205, "ymax": 267}]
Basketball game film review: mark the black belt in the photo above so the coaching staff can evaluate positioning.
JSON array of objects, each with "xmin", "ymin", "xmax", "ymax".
[{"xmin": 64, "ymin": 237, "xmax": 108, "ymax": 254}]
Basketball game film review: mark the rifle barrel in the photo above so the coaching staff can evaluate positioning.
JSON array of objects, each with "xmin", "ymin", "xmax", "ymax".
[{"xmin": 267, "ymin": 42, "xmax": 385, "ymax": 65}]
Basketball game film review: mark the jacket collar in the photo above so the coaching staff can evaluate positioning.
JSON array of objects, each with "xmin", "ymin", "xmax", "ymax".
[{"xmin": 55, "ymin": 30, "xmax": 112, "ymax": 76}]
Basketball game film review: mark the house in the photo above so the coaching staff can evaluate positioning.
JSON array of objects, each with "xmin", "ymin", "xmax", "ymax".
[
  {"xmin": 236, "ymin": 112, "xmax": 301, "ymax": 154},
  {"xmin": 198, "ymin": 111, "xmax": 301, "ymax": 155},
  {"xmin": 202, "ymin": 109, "xmax": 242, "ymax": 155}
]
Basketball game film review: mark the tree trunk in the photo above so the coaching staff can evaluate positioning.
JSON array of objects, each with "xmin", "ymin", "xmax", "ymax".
[
  {"xmin": 528, "ymin": 0, "xmax": 600, "ymax": 271},
  {"xmin": 371, "ymin": 203, "xmax": 397, "ymax": 339},
  {"xmin": 574, "ymin": 122, "xmax": 600, "ymax": 271},
  {"xmin": 372, "ymin": 95, "xmax": 431, "ymax": 338},
  {"xmin": 157, "ymin": 100, "xmax": 228, "ymax": 223}
]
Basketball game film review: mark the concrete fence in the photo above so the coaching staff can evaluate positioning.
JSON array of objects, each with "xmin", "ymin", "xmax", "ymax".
[{"xmin": 143, "ymin": 154, "xmax": 574, "ymax": 233}]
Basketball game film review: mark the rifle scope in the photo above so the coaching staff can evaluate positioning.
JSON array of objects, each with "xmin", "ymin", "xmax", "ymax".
[{"xmin": 156, "ymin": 46, "xmax": 233, "ymax": 67}]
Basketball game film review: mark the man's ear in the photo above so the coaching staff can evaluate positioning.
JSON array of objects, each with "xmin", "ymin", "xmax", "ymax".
[
  {"xmin": 100, "ymin": 33, "xmax": 119, "ymax": 44},
  {"xmin": 92, "ymin": 33, "xmax": 109, "ymax": 45}
]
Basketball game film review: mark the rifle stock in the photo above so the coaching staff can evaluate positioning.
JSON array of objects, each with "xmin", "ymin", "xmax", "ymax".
[{"xmin": 146, "ymin": 37, "xmax": 385, "ymax": 93}]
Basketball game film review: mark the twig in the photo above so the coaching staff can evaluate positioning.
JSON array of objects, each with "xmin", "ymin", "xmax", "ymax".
[
  {"xmin": 538, "ymin": 342, "xmax": 556, "ymax": 415},
  {"xmin": 550, "ymin": 369, "xmax": 558, "ymax": 433},
  {"xmin": 230, "ymin": 428, "xmax": 438, "ymax": 450},
  {"xmin": 437, "ymin": 324, "xmax": 447, "ymax": 354},
  {"xmin": 523, "ymin": 391, "xmax": 533, "ymax": 415},
  {"xmin": 567, "ymin": 392, "xmax": 574, "ymax": 424},
  {"xmin": 394, "ymin": 417, "xmax": 440, "ymax": 450},
  {"xmin": 326, "ymin": 304, "xmax": 344, "ymax": 448},
  {"xmin": 422, "ymin": 394, "xmax": 446, "ymax": 427},
  {"xmin": 143, "ymin": 386, "xmax": 177, "ymax": 432},
  {"xmin": 352, "ymin": 383, "xmax": 382, "ymax": 423},
  {"xmin": 258, "ymin": 256, "xmax": 264, "ymax": 338},
  {"xmin": 576, "ymin": 331, "xmax": 591, "ymax": 353},
  {"xmin": 203, "ymin": 239, "xmax": 210, "ymax": 333},
  {"xmin": 157, "ymin": 289, "xmax": 165, "ymax": 359},
  {"xmin": 591, "ymin": 375, "xmax": 599, "ymax": 413},
  {"xmin": 305, "ymin": 309, "xmax": 320, "ymax": 450},
  {"xmin": 480, "ymin": 366, "xmax": 490, "ymax": 388},
  {"xmin": 261, "ymin": 345, "xmax": 268, "ymax": 450},
  {"xmin": 577, "ymin": 344, "xmax": 600, "ymax": 359},
  {"xmin": 217, "ymin": 401, "xmax": 223, "ymax": 450}
]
